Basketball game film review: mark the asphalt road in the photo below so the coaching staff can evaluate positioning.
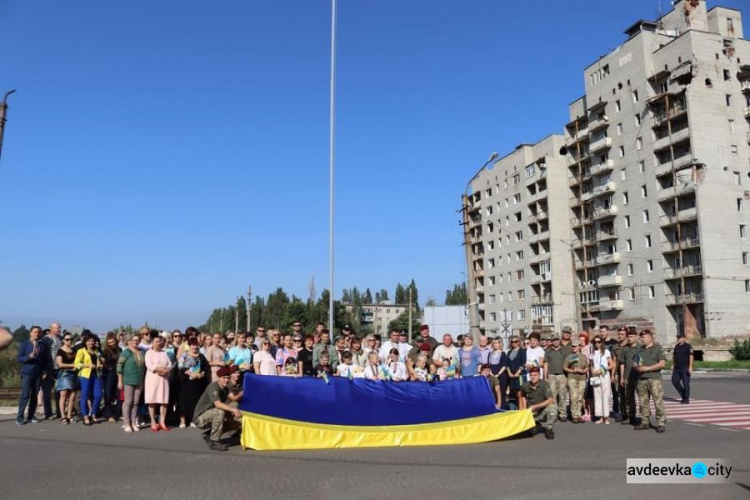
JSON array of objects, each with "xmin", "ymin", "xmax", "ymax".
[{"xmin": 1, "ymin": 373, "xmax": 748, "ymax": 500}]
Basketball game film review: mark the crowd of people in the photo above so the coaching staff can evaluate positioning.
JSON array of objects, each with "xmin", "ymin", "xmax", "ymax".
[{"xmin": 14, "ymin": 321, "xmax": 691, "ymax": 450}]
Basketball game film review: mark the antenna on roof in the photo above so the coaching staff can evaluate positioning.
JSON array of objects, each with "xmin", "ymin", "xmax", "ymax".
[{"xmin": 657, "ymin": 1, "xmax": 664, "ymax": 30}]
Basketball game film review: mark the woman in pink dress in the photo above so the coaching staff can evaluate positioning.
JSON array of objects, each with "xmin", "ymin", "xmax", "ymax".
[{"xmin": 145, "ymin": 336, "xmax": 171, "ymax": 432}]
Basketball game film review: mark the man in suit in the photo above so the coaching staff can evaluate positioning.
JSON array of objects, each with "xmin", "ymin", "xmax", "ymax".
[{"xmin": 16, "ymin": 326, "xmax": 50, "ymax": 425}]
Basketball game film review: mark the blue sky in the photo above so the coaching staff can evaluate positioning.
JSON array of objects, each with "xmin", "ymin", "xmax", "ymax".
[{"xmin": 1, "ymin": 0, "xmax": 747, "ymax": 331}]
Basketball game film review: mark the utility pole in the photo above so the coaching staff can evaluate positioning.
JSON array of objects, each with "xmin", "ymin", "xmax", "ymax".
[
  {"xmin": 408, "ymin": 287, "xmax": 413, "ymax": 342},
  {"xmin": 0, "ymin": 90, "xmax": 16, "ymax": 163},
  {"xmin": 251, "ymin": 286, "xmax": 253, "ymax": 333},
  {"xmin": 568, "ymin": 240, "xmax": 582, "ymax": 334},
  {"xmin": 234, "ymin": 298, "xmax": 240, "ymax": 334},
  {"xmin": 463, "ymin": 152, "xmax": 499, "ymax": 344}
]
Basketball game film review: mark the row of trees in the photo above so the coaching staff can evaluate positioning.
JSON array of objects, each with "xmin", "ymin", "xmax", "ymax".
[{"xmin": 202, "ymin": 280, "xmax": 437, "ymax": 336}]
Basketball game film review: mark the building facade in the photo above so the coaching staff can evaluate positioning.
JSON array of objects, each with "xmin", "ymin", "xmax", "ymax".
[
  {"xmin": 345, "ymin": 302, "xmax": 407, "ymax": 336},
  {"xmin": 464, "ymin": 136, "xmax": 577, "ymax": 339},
  {"xmin": 465, "ymin": 1, "xmax": 750, "ymax": 342}
]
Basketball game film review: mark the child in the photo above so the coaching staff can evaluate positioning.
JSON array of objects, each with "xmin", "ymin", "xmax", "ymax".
[
  {"xmin": 336, "ymin": 352, "xmax": 356, "ymax": 379},
  {"xmin": 437, "ymin": 358, "xmax": 457, "ymax": 380},
  {"xmin": 386, "ymin": 348, "xmax": 408, "ymax": 382},
  {"xmin": 363, "ymin": 351, "xmax": 384, "ymax": 381},
  {"xmin": 412, "ymin": 354, "xmax": 430, "ymax": 381},
  {"xmin": 315, "ymin": 351, "xmax": 335, "ymax": 379},
  {"xmin": 283, "ymin": 357, "xmax": 300, "ymax": 377}
]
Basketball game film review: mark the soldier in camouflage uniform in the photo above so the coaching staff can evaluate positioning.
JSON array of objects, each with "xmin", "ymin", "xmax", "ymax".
[
  {"xmin": 619, "ymin": 329, "xmax": 640, "ymax": 425},
  {"xmin": 610, "ymin": 327, "xmax": 628, "ymax": 422},
  {"xmin": 544, "ymin": 332, "xmax": 568, "ymax": 422},
  {"xmin": 563, "ymin": 339, "xmax": 588, "ymax": 423},
  {"xmin": 520, "ymin": 366, "xmax": 556, "ymax": 439},
  {"xmin": 634, "ymin": 329, "xmax": 667, "ymax": 433}
]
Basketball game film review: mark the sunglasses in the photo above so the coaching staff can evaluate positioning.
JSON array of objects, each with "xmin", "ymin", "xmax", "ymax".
[
  {"xmin": 63, "ymin": 338, "xmax": 72, "ymax": 341},
  {"xmin": 593, "ymin": 340, "xmax": 602, "ymax": 344},
  {"xmin": 510, "ymin": 340, "xmax": 519, "ymax": 343}
]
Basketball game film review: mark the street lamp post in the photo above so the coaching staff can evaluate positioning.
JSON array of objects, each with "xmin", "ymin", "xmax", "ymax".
[
  {"xmin": 0, "ymin": 90, "xmax": 16, "ymax": 163},
  {"xmin": 463, "ymin": 152, "xmax": 498, "ymax": 343},
  {"xmin": 328, "ymin": 0, "xmax": 337, "ymax": 333}
]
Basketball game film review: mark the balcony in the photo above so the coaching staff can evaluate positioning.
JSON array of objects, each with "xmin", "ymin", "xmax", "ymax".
[
  {"xmin": 598, "ymin": 275, "xmax": 623, "ymax": 288},
  {"xmin": 744, "ymin": 106, "xmax": 750, "ymax": 119},
  {"xmin": 571, "ymin": 214, "xmax": 593, "ymax": 228},
  {"xmin": 588, "ymin": 115, "xmax": 610, "ymax": 133},
  {"xmin": 593, "ymin": 205, "xmax": 618, "ymax": 220},
  {"xmin": 526, "ymin": 190, "xmax": 547, "ymax": 205},
  {"xmin": 596, "ymin": 252, "xmax": 621, "ymax": 265},
  {"xmin": 664, "ymin": 264, "xmax": 703, "ymax": 279},
  {"xmin": 599, "ymin": 299, "xmax": 624, "ymax": 311},
  {"xmin": 532, "ymin": 295, "xmax": 553, "ymax": 305},
  {"xmin": 662, "ymin": 236, "xmax": 700, "ymax": 253},
  {"xmin": 530, "ymin": 252, "xmax": 549, "ymax": 265},
  {"xmin": 566, "ymin": 128, "xmax": 589, "ymax": 145},
  {"xmin": 589, "ymin": 136, "xmax": 613, "ymax": 153},
  {"xmin": 592, "ymin": 181, "xmax": 616, "ymax": 198},
  {"xmin": 657, "ymin": 180, "xmax": 696, "ymax": 202},
  {"xmin": 536, "ymin": 211, "xmax": 548, "ymax": 221},
  {"xmin": 474, "ymin": 269, "xmax": 484, "ymax": 278},
  {"xmin": 665, "ymin": 292, "xmax": 704, "ymax": 306},
  {"xmin": 655, "ymin": 154, "xmax": 695, "ymax": 177},
  {"xmin": 742, "ymin": 80, "xmax": 750, "ymax": 93},
  {"xmin": 581, "ymin": 302, "xmax": 600, "ymax": 314},
  {"xmin": 528, "ymin": 232, "xmax": 544, "ymax": 244},
  {"xmin": 652, "ymin": 103, "xmax": 687, "ymax": 126},
  {"xmin": 653, "ymin": 127, "xmax": 691, "ymax": 152},
  {"xmin": 530, "ymin": 272, "xmax": 551, "ymax": 285},
  {"xmin": 567, "ymin": 150, "xmax": 591, "ymax": 165},
  {"xmin": 574, "ymin": 258, "xmax": 596, "ymax": 270},
  {"xmin": 659, "ymin": 206, "xmax": 697, "ymax": 226},
  {"xmin": 590, "ymin": 160, "xmax": 614, "ymax": 176},
  {"xmin": 596, "ymin": 228, "xmax": 617, "ymax": 241}
]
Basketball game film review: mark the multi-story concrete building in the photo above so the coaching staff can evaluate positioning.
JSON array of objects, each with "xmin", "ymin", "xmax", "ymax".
[
  {"xmin": 463, "ymin": 136, "xmax": 577, "ymax": 339},
  {"xmin": 465, "ymin": 0, "xmax": 750, "ymax": 342},
  {"xmin": 345, "ymin": 301, "xmax": 407, "ymax": 335}
]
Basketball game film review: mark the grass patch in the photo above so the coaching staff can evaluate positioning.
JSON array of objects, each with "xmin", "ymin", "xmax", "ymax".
[{"xmin": 694, "ymin": 360, "xmax": 750, "ymax": 370}]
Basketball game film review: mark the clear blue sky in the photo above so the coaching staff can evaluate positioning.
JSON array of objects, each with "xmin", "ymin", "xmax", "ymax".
[{"xmin": 1, "ymin": 0, "xmax": 747, "ymax": 332}]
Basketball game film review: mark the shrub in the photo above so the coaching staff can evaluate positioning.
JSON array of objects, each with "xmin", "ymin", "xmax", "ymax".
[{"xmin": 729, "ymin": 339, "xmax": 750, "ymax": 361}]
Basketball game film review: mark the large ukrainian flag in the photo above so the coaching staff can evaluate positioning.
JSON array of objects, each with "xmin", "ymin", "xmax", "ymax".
[{"xmin": 239, "ymin": 374, "xmax": 534, "ymax": 451}]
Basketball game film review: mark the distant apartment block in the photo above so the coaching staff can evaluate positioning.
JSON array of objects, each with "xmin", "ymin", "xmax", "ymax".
[
  {"xmin": 464, "ymin": 0, "xmax": 750, "ymax": 342},
  {"xmin": 345, "ymin": 301, "xmax": 407, "ymax": 335}
]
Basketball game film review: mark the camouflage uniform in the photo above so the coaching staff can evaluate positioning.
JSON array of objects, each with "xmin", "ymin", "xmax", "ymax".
[
  {"xmin": 637, "ymin": 344, "xmax": 667, "ymax": 427},
  {"xmin": 545, "ymin": 346, "xmax": 568, "ymax": 420},
  {"xmin": 619, "ymin": 343, "xmax": 640, "ymax": 423},
  {"xmin": 520, "ymin": 379, "xmax": 557, "ymax": 430},
  {"xmin": 564, "ymin": 352, "xmax": 588, "ymax": 420}
]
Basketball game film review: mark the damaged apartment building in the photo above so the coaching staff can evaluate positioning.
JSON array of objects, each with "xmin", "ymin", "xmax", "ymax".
[{"xmin": 463, "ymin": 0, "xmax": 750, "ymax": 343}]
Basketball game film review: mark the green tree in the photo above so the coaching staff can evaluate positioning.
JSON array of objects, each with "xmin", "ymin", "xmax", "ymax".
[
  {"xmin": 12, "ymin": 325, "xmax": 29, "ymax": 343},
  {"xmin": 283, "ymin": 297, "xmax": 307, "ymax": 330},
  {"xmin": 407, "ymin": 279, "xmax": 420, "ymax": 315},
  {"xmin": 445, "ymin": 283, "xmax": 468, "ymax": 305},
  {"xmin": 395, "ymin": 283, "xmax": 406, "ymax": 304},
  {"xmin": 388, "ymin": 311, "xmax": 421, "ymax": 338},
  {"xmin": 341, "ymin": 289, "xmax": 352, "ymax": 304},
  {"xmin": 364, "ymin": 288, "xmax": 373, "ymax": 304},
  {"xmin": 264, "ymin": 288, "xmax": 290, "ymax": 329},
  {"xmin": 375, "ymin": 289, "xmax": 389, "ymax": 303}
]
